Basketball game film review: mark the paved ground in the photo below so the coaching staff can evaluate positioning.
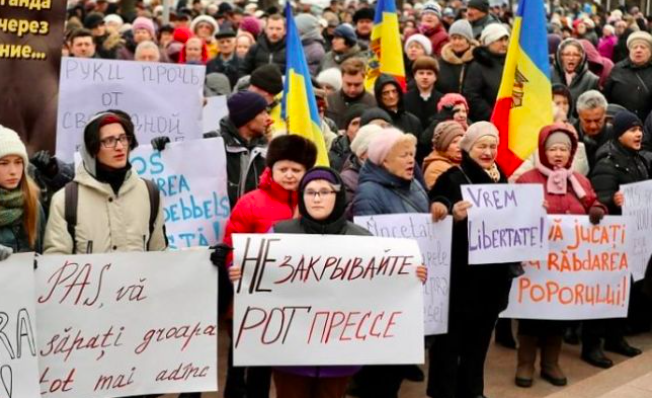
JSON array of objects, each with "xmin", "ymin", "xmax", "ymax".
[{"xmin": 164, "ymin": 324, "xmax": 652, "ymax": 398}]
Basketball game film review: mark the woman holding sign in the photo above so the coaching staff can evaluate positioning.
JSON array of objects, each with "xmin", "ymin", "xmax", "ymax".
[
  {"xmin": 229, "ymin": 166, "xmax": 427, "ymax": 398},
  {"xmin": 427, "ymin": 121, "xmax": 515, "ymax": 398},
  {"xmin": 216, "ymin": 135, "xmax": 317, "ymax": 398},
  {"xmin": 0, "ymin": 126, "xmax": 44, "ymax": 260},
  {"xmin": 514, "ymin": 123, "xmax": 606, "ymax": 387}
]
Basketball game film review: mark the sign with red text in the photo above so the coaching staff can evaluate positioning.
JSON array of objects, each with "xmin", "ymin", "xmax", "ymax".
[
  {"xmin": 354, "ymin": 214, "xmax": 451, "ymax": 335},
  {"xmin": 0, "ymin": 0, "xmax": 66, "ymax": 154},
  {"xmin": 0, "ymin": 253, "xmax": 41, "ymax": 398},
  {"xmin": 130, "ymin": 139, "xmax": 230, "ymax": 248},
  {"xmin": 622, "ymin": 180, "xmax": 652, "ymax": 281},
  {"xmin": 501, "ymin": 216, "xmax": 630, "ymax": 320},
  {"xmin": 56, "ymin": 57, "xmax": 205, "ymax": 162},
  {"xmin": 462, "ymin": 184, "xmax": 547, "ymax": 264},
  {"xmin": 232, "ymin": 234, "xmax": 425, "ymax": 366},
  {"xmin": 35, "ymin": 251, "xmax": 218, "ymax": 398}
]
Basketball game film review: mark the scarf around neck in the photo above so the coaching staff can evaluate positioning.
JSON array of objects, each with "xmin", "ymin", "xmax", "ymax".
[
  {"xmin": 0, "ymin": 188, "xmax": 24, "ymax": 227},
  {"xmin": 484, "ymin": 163, "xmax": 501, "ymax": 182},
  {"xmin": 535, "ymin": 158, "xmax": 587, "ymax": 199}
]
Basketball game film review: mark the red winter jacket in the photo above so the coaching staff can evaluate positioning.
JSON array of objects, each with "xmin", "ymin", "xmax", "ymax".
[
  {"xmin": 422, "ymin": 24, "xmax": 449, "ymax": 57},
  {"xmin": 516, "ymin": 123, "xmax": 606, "ymax": 215},
  {"xmin": 223, "ymin": 168, "xmax": 298, "ymax": 266}
]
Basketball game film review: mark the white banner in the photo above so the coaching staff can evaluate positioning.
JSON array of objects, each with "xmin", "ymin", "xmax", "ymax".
[
  {"xmin": 0, "ymin": 253, "xmax": 41, "ymax": 398},
  {"xmin": 502, "ymin": 216, "xmax": 631, "ymax": 320},
  {"xmin": 56, "ymin": 57, "xmax": 205, "ymax": 162},
  {"xmin": 622, "ymin": 180, "xmax": 652, "ymax": 281},
  {"xmin": 36, "ymin": 251, "xmax": 218, "ymax": 398},
  {"xmin": 203, "ymin": 96, "xmax": 228, "ymax": 133},
  {"xmin": 131, "ymin": 138, "xmax": 230, "ymax": 248},
  {"xmin": 232, "ymin": 234, "xmax": 425, "ymax": 366},
  {"xmin": 462, "ymin": 184, "xmax": 547, "ymax": 264},
  {"xmin": 354, "ymin": 214, "xmax": 451, "ymax": 335}
]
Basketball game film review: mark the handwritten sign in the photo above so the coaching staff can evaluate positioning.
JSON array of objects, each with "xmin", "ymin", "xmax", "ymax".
[
  {"xmin": 0, "ymin": 253, "xmax": 41, "ymax": 398},
  {"xmin": 501, "ymin": 216, "xmax": 630, "ymax": 320},
  {"xmin": 462, "ymin": 184, "xmax": 547, "ymax": 264},
  {"xmin": 354, "ymin": 214, "xmax": 451, "ymax": 335},
  {"xmin": 35, "ymin": 251, "xmax": 218, "ymax": 398},
  {"xmin": 622, "ymin": 180, "xmax": 652, "ymax": 281},
  {"xmin": 0, "ymin": 0, "xmax": 66, "ymax": 153},
  {"xmin": 131, "ymin": 138, "xmax": 230, "ymax": 248},
  {"xmin": 232, "ymin": 234, "xmax": 425, "ymax": 366},
  {"xmin": 56, "ymin": 57, "xmax": 205, "ymax": 162}
]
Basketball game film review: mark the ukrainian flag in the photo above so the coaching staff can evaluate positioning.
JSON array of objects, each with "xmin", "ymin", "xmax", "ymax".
[
  {"xmin": 282, "ymin": 3, "xmax": 329, "ymax": 166},
  {"xmin": 365, "ymin": 0, "xmax": 406, "ymax": 91},
  {"xmin": 492, "ymin": 0, "xmax": 552, "ymax": 176}
]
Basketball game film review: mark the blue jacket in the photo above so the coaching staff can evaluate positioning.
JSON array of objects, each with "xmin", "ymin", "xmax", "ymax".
[{"xmin": 353, "ymin": 161, "xmax": 429, "ymax": 216}]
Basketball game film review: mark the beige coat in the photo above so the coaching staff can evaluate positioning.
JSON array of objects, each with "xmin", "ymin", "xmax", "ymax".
[
  {"xmin": 44, "ymin": 165, "xmax": 167, "ymax": 254},
  {"xmin": 423, "ymin": 152, "xmax": 457, "ymax": 190}
]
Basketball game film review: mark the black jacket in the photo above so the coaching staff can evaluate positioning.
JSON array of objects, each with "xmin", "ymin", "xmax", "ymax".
[
  {"xmin": 429, "ymin": 153, "xmax": 514, "ymax": 319},
  {"xmin": 462, "ymin": 46, "xmax": 505, "ymax": 122},
  {"xmin": 573, "ymin": 120, "xmax": 612, "ymax": 171},
  {"xmin": 436, "ymin": 42, "xmax": 476, "ymax": 94},
  {"xmin": 590, "ymin": 140, "xmax": 649, "ymax": 215},
  {"xmin": 551, "ymin": 41, "xmax": 600, "ymax": 106},
  {"xmin": 213, "ymin": 117, "xmax": 267, "ymax": 208},
  {"xmin": 207, "ymin": 54, "xmax": 241, "ymax": 90},
  {"xmin": 238, "ymin": 35, "xmax": 287, "ymax": 77},
  {"xmin": 373, "ymin": 74, "xmax": 423, "ymax": 140},
  {"xmin": 328, "ymin": 134, "xmax": 352, "ymax": 172},
  {"xmin": 604, "ymin": 58, "xmax": 652, "ymax": 121},
  {"xmin": 404, "ymin": 88, "xmax": 443, "ymax": 131}
]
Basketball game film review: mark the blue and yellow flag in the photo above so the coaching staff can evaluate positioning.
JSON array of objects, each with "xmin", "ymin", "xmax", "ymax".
[
  {"xmin": 282, "ymin": 3, "xmax": 329, "ymax": 166},
  {"xmin": 365, "ymin": 0, "xmax": 406, "ymax": 91},
  {"xmin": 492, "ymin": 0, "xmax": 552, "ymax": 176}
]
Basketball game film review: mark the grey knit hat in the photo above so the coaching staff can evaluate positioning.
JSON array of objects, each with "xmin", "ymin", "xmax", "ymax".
[{"xmin": 448, "ymin": 19, "xmax": 474, "ymax": 43}]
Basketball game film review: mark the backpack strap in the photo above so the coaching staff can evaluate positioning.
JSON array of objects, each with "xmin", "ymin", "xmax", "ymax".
[
  {"xmin": 64, "ymin": 182, "xmax": 79, "ymax": 255},
  {"xmin": 144, "ymin": 179, "xmax": 160, "ymax": 250}
]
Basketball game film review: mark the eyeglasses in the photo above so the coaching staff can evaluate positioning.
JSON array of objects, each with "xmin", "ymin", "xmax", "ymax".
[
  {"xmin": 100, "ymin": 134, "xmax": 132, "ymax": 149},
  {"xmin": 304, "ymin": 189, "xmax": 336, "ymax": 199}
]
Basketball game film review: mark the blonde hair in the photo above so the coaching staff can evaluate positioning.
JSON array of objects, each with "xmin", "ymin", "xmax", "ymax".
[{"xmin": 20, "ymin": 174, "xmax": 41, "ymax": 248}]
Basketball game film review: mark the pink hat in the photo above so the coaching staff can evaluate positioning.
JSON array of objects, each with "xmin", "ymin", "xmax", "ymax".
[
  {"xmin": 239, "ymin": 16, "xmax": 261, "ymax": 38},
  {"xmin": 437, "ymin": 93, "xmax": 469, "ymax": 112},
  {"xmin": 459, "ymin": 121, "xmax": 499, "ymax": 152},
  {"xmin": 367, "ymin": 128, "xmax": 406, "ymax": 165},
  {"xmin": 132, "ymin": 17, "xmax": 156, "ymax": 40}
]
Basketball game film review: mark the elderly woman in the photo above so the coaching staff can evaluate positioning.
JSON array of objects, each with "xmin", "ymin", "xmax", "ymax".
[
  {"xmin": 404, "ymin": 34, "xmax": 433, "ymax": 82},
  {"xmin": 427, "ymin": 121, "xmax": 515, "ymax": 398},
  {"xmin": 341, "ymin": 124, "xmax": 383, "ymax": 216},
  {"xmin": 190, "ymin": 15, "xmax": 219, "ymax": 59},
  {"xmin": 423, "ymin": 121, "xmax": 464, "ymax": 189},
  {"xmin": 229, "ymin": 167, "xmax": 427, "ymax": 398},
  {"xmin": 604, "ymin": 31, "xmax": 652, "ymax": 120},
  {"xmin": 551, "ymin": 38, "xmax": 600, "ymax": 107},
  {"xmin": 437, "ymin": 19, "xmax": 477, "ymax": 94},
  {"xmin": 514, "ymin": 123, "xmax": 606, "ymax": 388},
  {"xmin": 352, "ymin": 128, "xmax": 430, "ymax": 397}
]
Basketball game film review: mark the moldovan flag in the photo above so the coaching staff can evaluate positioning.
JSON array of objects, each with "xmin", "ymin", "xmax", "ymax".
[
  {"xmin": 491, "ymin": 0, "xmax": 552, "ymax": 176},
  {"xmin": 282, "ymin": 3, "xmax": 329, "ymax": 166},
  {"xmin": 365, "ymin": 0, "xmax": 406, "ymax": 91}
]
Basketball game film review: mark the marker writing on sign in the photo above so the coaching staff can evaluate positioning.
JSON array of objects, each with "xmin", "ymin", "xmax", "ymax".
[
  {"xmin": 37, "ymin": 261, "xmax": 111, "ymax": 307},
  {"xmin": 517, "ymin": 275, "xmax": 628, "ymax": 307}
]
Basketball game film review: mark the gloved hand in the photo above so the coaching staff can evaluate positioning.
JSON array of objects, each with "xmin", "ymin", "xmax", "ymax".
[
  {"xmin": 0, "ymin": 245, "xmax": 13, "ymax": 261},
  {"xmin": 589, "ymin": 206, "xmax": 605, "ymax": 225},
  {"xmin": 151, "ymin": 136, "xmax": 171, "ymax": 151},
  {"xmin": 210, "ymin": 243, "xmax": 233, "ymax": 268},
  {"xmin": 30, "ymin": 150, "xmax": 59, "ymax": 178}
]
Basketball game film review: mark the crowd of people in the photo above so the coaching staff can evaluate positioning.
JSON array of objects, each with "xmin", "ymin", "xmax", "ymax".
[{"xmin": 2, "ymin": 0, "xmax": 652, "ymax": 397}]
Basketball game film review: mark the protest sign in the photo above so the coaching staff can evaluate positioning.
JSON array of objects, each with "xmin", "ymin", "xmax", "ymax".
[
  {"xmin": 622, "ymin": 180, "xmax": 652, "ymax": 281},
  {"xmin": 0, "ymin": 0, "xmax": 66, "ymax": 153},
  {"xmin": 354, "ymin": 214, "xmax": 451, "ymax": 335},
  {"xmin": 0, "ymin": 253, "xmax": 41, "ymax": 398},
  {"xmin": 232, "ymin": 234, "xmax": 425, "ymax": 366},
  {"xmin": 35, "ymin": 251, "xmax": 218, "ymax": 398},
  {"xmin": 131, "ymin": 138, "xmax": 230, "ymax": 248},
  {"xmin": 202, "ymin": 96, "xmax": 228, "ymax": 133},
  {"xmin": 502, "ymin": 216, "xmax": 630, "ymax": 320},
  {"xmin": 56, "ymin": 57, "xmax": 205, "ymax": 161},
  {"xmin": 462, "ymin": 184, "xmax": 547, "ymax": 264}
]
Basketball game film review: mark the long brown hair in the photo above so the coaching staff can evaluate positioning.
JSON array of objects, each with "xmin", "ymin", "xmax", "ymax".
[{"xmin": 20, "ymin": 174, "xmax": 40, "ymax": 248}]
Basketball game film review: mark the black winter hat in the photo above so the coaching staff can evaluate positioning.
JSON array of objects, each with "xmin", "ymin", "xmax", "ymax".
[
  {"xmin": 250, "ymin": 64, "xmax": 284, "ymax": 95},
  {"xmin": 84, "ymin": 12, "xmax": 105, "ymax": 29},
  {"xmin": 344, "ymin": 104, "xmax": 368, "ymax": 129},
  {"xmin": 612, "ymin": 110, "xmax": 643, "ymax": 138},
  {"xmin": 353, "ymin": 7, "xmax": 375, "ymax": 23},
  {"xmin": 334, "ymin": 24, "xmax": 357, "ymax": 47},
  {"xmin": 227, "ymin": 91, "xmax": 268, "ymax": 128},
  {"xmin": 360, "ymin": 107, "xmax": 392, "ymax": 126},
  {"xmin": 266, "ymin": 135, "xmax": 318, "ymax": 169},
  {"xmin": 468, "ymin": 0, "xmax": 489, "ymax": 13}
]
